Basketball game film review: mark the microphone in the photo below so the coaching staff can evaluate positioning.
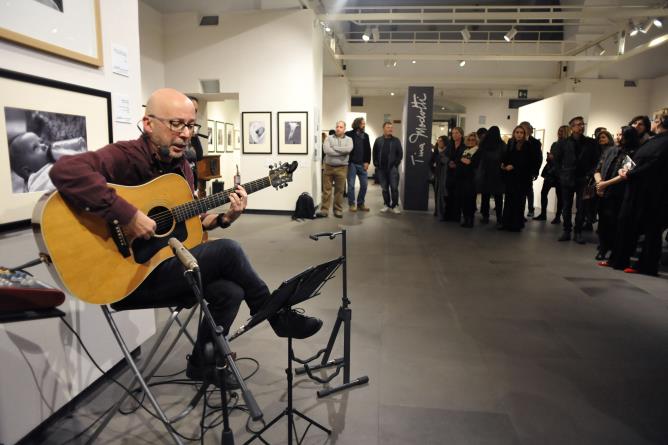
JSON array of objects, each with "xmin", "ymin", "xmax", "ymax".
[{"xmin": 168, "ymin": 238, "xmax": 199, "ymax": 271}]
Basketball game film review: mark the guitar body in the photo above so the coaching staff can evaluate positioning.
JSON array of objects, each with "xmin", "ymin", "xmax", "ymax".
[{"xmin": 32, "ymin": 174, "xmax": 203, "ymax": 305}]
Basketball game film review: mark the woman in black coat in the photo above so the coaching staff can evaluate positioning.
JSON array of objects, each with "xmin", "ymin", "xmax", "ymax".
[
  {"xmin": 432, "ymin": 135, "xmax": 448, "ymax": 219},
  {"xmin": 593, "ymin": 127, "xmax": 639, "ymax": 261},
  {"xmin": 456, "ymin": 132, "xmax": 481, "ymax": 227},
  {"xmin": 477, "ymin": 126, "xmax": 506, "ymax": 226},
  {"xmin": 500, "ymin": 125, "xmax": 533, "ymax": 231},
  {"xmin": 535, "ymin": 125, "xmax": 568, "ymax": 223},
  {"xmin": 443, "ymin": 127, "xmax": 465, "ymax": 222},
  {"xmin": 603, "ymin": 110, "xmax": 668, "ymax": 275}
]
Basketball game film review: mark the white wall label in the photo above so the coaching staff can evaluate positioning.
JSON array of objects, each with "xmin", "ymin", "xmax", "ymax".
[
  {"xmin": 112, "ymin": 44, "xmax": 129, "ymax": 77},
  {"xmin": 114, "ymin": 94, "xmax": 131, "ymax": 124}
]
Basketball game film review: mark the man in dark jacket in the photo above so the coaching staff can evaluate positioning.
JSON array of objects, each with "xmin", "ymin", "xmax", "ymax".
[
  {"xmin": 553, "ymin": 116, "xmax": 598, "ymax": 243},
  {"xmin": 345, "ymin": 117, "xmax": 372, "ymax": 212},
  {"xmin": 372, "ymin": 121, "xmax": 403, "ymax": 213},
  {"xmin": 520, "ymin": 121, "xmax": 543, "ymax": 218}
]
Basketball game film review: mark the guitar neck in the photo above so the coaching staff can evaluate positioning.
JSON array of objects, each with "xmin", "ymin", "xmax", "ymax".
[{"xmin": 172, "ymin": 176, "xmax": 271, "ymax": 222}]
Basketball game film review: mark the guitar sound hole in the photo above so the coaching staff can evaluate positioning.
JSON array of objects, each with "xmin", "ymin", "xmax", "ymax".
[{"xmin": 148, "ymin": 206, "xmax": 174, "ymax": 236}]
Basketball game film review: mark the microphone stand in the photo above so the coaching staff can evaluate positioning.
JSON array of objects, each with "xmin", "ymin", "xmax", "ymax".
[{"xmin": 170, "ymin": 239, "xmax": 263, "ymax": 445}]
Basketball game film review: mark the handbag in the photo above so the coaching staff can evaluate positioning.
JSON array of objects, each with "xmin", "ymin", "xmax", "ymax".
[{"xmin": 582, "ymin": 175, "xmax": 596, "ymax": 200}]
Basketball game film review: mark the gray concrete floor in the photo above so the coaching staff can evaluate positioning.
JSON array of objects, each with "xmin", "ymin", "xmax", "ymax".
[{"xmin": 21, "ymin": 185, "xmax": 668, "ymax": 444}]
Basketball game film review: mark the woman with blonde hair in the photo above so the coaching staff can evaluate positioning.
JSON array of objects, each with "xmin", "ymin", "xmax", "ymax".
[
  {"xmin": 443, "ymin": 127, "xmax": 465, "ymax": 221},
  {"xmin": 456, "ymin": 132, "xmax": 481, "ymax": 227}
]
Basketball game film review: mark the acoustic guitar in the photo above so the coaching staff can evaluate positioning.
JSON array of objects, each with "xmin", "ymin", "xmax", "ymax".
[{"xmin": 32, "ymin": 161, "xmax": 298, "ymax": 305}]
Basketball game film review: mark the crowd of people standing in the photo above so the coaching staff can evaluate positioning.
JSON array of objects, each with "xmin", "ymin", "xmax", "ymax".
[{"xmin": 431, "ymin": 109, "xmax": 668, "ymax": 277}]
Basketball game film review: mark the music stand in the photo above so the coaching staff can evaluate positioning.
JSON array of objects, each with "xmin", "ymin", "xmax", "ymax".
[{"xmin": 229, "ymin": 257, "xmax": 343, "ymax": 445}]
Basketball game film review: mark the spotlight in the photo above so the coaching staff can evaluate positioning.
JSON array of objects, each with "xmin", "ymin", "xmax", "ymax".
[
  {"xmin": 459, "ymin": 60, "xmax": 466, "ymax": 67},
  {"xmin": 641, "ymin": 19, "xmax": 653, "ymax": 34},
  {"xmin": 460, "ymin": 26, "xmax": 471, "ymax": 42},
  {"xmin": 390, "ymin": 92, "xmax": 395, "ymax": 96},
  {"xmin": 392, "ymin": 60, "xmax": 397, "ymax": 67},
  {"xmin": 362, "ymin": 27, "xmax": 370, "ymax": 41},
  {"xmin": 324, "ymin": 24, "xmax": 331, "ymax": 33},
  {"xmin": 412, "ymin": 60, "xmax": 417, "ymax": 64},
  {"xmin": 372, "ymin": 27, "xmax": 380, "ymax": 42},
  {"xmin": 441, "ymin": 106, "xmax": 445, "ymax": 111},
  {"xmin": 654, "ymin": 18, "xmax": 663, "ymax": 28},
  {"xmin": 504, "ymin": 27, "xmax": 518, "ymax": 42},
  {"xmin": 596, "ymin": 44, "xmax": 606, "ymax": 55},
  {"xmin": 629, "ymin": 21, "xmax": 639, "ymax": 36}
]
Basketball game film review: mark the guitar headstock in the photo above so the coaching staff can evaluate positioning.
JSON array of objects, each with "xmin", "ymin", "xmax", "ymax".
[{"xmin": 269, "ymin": 161, "xmax": 298, "ymax": 189}]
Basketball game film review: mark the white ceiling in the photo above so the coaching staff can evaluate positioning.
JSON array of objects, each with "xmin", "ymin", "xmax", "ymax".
[{"xmin": 141, "ymin": 1, "xmax": 668, "ymax": 97}]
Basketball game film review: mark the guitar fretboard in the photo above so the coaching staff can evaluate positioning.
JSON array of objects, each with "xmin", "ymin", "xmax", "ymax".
[{"xmin": 171, "ymin": 177, "xmax": 271, "ymax": 222}]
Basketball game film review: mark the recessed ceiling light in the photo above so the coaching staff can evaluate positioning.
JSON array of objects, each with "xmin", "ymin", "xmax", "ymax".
[
  {"xmin": 411, "ymin": 60, "xmax": 416, "ymax": 64},
  {"xmin": 390, "ymin": 92, "xmax": 395, "ymax": 96}
]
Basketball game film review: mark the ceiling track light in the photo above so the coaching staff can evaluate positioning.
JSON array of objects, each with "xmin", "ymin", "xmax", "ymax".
[
  {"xmin": 362, "ymin": 27, "xmax": 371, "ymax": 42},
  {"xmin": 504, "ymin": 27, "xmax": 518, "ymax": 42},
  {"xmin": 458, "ymin": 60, "xmax": 466, "ymax": 67},
  {"xmin": 653, "ymin": 18, "xmax": 663, "ymax": 28},
  {"xmin": 460, "ymin": 26, "xmax": 471, "ymax": 42},
  {"xmin": 411, "ymin": 60, "xmax": 417, "ymax": 64},
  {"xmin": 629, "ymin": 21, "xmax": 639, "ymax": 36},
  {"xmin": 372, "ymin": 27, "xmax": 380, "ymax": 42},
  {"xmin": 596, "ymin": 43, "xmax": 606, "ymax": 55}
]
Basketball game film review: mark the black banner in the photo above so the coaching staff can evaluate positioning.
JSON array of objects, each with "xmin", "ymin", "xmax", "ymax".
[{"xmin": 401, "ymin": 86, "xmax": 434, "ymax": 211}]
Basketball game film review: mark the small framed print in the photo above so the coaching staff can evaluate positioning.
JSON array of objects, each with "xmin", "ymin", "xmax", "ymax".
[
  {"xmin": 225, "ymin": 123, "xmax": 234, "ymax": 153},
  {"xmin": 277, "ymin": 111, "xmax": 308, "ymax": 155},
  {"xmin": 242, "ymin": 111, "xmax": 271, "ymax": 154},
  {"xmin": 216, "ymin": 120, "xmax": 225, "ymax": 153},
  {"xmin": 207, "ymin": 119, "xmax": 215, "ymax": 153}
]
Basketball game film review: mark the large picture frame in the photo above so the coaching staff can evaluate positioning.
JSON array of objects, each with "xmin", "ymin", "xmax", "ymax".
[
  {"xmin": 277, "ymin": 111, "xmax": 308, "ymax": 155},
  {"xmin": 207, "ymin": 119, "xmax": 215, "ymax": 153},
  {"xmin": 0, "ymin": 68, "xmax": 112, "ymax": 226},
  {"xmin": 225, "ymin": 123, "xmax": 234, "ymax": 153},
  {"xmin": 242, "ymin": 111, "xmax": 272, "ymax": 154},
  {"xmin": 215, "ymin": 121, "xmax": 225, "ymax": 153},
  {"xmin": 0, "ymin": 0, "xmax": 103, "ymax": 67}
]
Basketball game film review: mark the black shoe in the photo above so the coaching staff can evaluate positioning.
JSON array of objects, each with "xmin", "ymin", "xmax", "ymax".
[
  {"xmin": 595, "ymin": 250, "xmax": 608, "ymax": 261},
  {"xmin": 533, "ymin": 214, "xmax": 546, "ymax": 221},
  {"xmin": 574, "ymin": 232, "xmax": 586, "ymax": 244},
  {"xmin": 550, "ymin": 217, "xmax": 561, "ymax": 225},
  {"xmin": 558, "ymin": 232, "xmax": 571, "ymax": 242},
  {"xmin": 480, "ymin": 217, "xmax": 489, "ymax": 224},
  {"xmin": 269, "ymin": 308, "xmax": 322, "ymax": 339},
  {"xmin": 582, "ymin": 223, "xmax": 593, "ymax": 232},
  {"xmin": 527, "ymin": 211, "xmax": 535, "ymax": 218},
  {"xmin": 186, "ymin": 353, "xmax": 241, "ymax": 390}
]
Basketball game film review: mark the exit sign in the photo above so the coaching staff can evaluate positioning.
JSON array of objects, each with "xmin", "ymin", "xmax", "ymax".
[{"xmin": 518, "ymin": 89, "xmax": 528, "ymax": 99}]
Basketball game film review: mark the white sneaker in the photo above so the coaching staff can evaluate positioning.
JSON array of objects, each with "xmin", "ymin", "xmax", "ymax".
[
  {"xmin": 380, "ymin": 206, "xmax": 390, "ymax": 213},
  {"xmin": 392, "ymin": 206, "xmax": 402, "ymax": 214}
]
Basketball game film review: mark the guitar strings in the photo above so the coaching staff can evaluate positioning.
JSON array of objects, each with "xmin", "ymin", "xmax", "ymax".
[{"xmin": 146, "ymin": 177, "xmax": 272, "ymax": 226}]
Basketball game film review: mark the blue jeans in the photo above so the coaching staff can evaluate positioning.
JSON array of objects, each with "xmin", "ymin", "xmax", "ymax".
[
  {"xmin": 376, "ymin": 167, "xmax": 400, "ymax": 208},
  {"xmin": 347, "ymin": 163, "xmax": 368, "ymax": 206}
]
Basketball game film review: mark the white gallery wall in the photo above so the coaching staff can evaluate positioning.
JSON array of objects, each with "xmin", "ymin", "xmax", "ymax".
[
  {"xmin": 322, "ymin": 76, "xmax": 351, "ymax": 132},
  {"xmin": 649, "ymin": 74, "xmax": 668, "ymax": 113},
  {"xmin": 138, "ymin": 1, "xmax": 165, "ymax": 104},
  {"xmin": 518, "ymin": 93, "xmax": 591, "ymax": 213},
  {"xmin": 452, "ymin": 96, "xmax": 520, "ymax": 137},
  {"xmin": 160, "ymin": 9, "xmax": 324, "ymax": 210},
  {"xmin": 0, "ymin": 2, "xmax": 156, "ymax": 444},
  {"xmin": 352, "ymin": 95, "xmax": 405, "ymax": 144}
]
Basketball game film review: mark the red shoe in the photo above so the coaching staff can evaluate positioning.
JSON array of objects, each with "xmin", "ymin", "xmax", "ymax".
[
  {"xmin": 623, "ymin": 267, "xmax": 639, "ymax": 274},
  {"xmin": 597, "ymin": 261, "xmax": 610, "ymax": 267}
]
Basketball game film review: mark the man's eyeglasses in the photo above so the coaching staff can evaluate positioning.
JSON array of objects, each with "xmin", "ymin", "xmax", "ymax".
[{"xmin": 148, "ymin": 115, "xmax": 201, "ymax": 134}]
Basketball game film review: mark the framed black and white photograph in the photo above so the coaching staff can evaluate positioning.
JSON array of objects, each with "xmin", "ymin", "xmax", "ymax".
[
  {"xmin": 0, "ymin": 68, "xmax": 112, "ymax": 225},
  {"xmin": 242, "ymin": 111, "xmax": 272, "ymax": 154},
  {"xmin": 277, "ymin": 111, "xmax": 308, "ymax": 155},
  {"xmin": 0, "ymin": 0, "xmax": 103, "ymax": 67},
  {"xmin": 216, "ymin": 121, "xmax": 225, "ymax": 153},
  {"xmin": 225, "ymin": 123, "xmax": 234, "ymax": 153},
  {"xmin": 207, "ymin": 119, "xmax": 215, "ymax": 153}
]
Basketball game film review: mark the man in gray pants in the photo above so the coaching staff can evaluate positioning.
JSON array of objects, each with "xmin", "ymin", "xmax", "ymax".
[
  {"xmin": 318, "ymin": 120, "xmax": 353, "ymax": 218},
  {"xmin": 372, "ymin": 122, "xmax": 404, "ymax": 213}
]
